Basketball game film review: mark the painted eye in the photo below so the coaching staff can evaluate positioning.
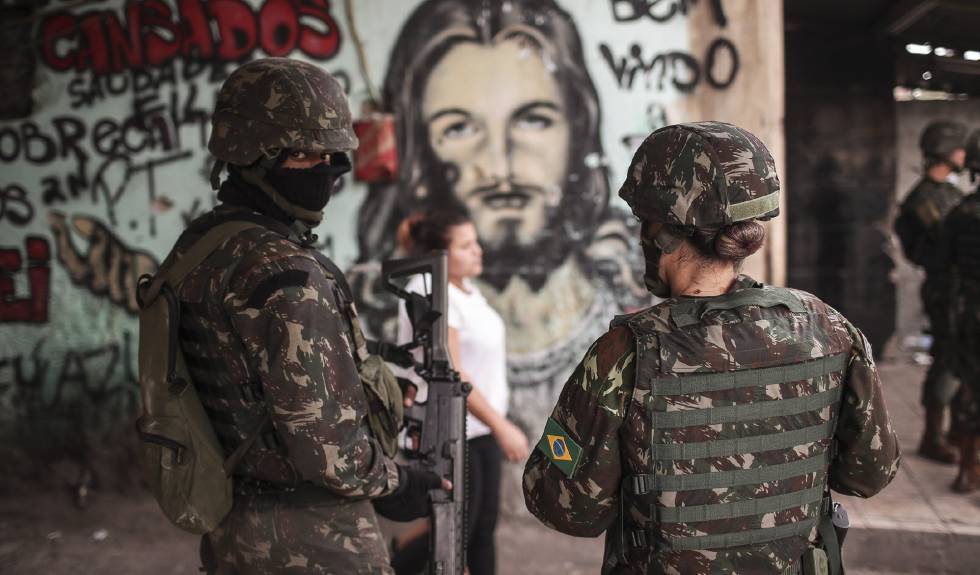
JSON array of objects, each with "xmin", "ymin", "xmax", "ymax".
[
  {"xmin": 515, "ymin": 113, "xmax": 553, "ymax": 130},
  {"xmin": 443, "ymin": 120, "xmax": 478, "ymax": 139}
]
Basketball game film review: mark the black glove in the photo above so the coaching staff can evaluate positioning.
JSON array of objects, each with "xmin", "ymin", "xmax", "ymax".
[{"xmin": 372, "ymin": 465, "xmax": 442, "ymax": 521}]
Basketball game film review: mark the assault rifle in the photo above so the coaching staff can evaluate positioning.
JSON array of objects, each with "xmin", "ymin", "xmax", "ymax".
[{"xmin": 374, "ymin": 251, "xmax": 468, "ymax": 575}]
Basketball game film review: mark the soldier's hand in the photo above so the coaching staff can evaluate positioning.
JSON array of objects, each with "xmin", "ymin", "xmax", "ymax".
[{"xmin": 371, "ymin": 466, "xmax": 449, "ymax": 522}]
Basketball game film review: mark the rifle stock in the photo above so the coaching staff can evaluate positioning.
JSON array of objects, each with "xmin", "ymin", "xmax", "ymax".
[{"xmin": 381, "ymin": 252, "xmax": 468, "ymax": 575}]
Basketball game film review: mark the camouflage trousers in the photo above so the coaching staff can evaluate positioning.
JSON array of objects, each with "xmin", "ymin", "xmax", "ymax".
[
  {"xmin": 921, "ymin": 276, "xmax": 960, "ymax": 407},
  {"xmin": 952, "ymin": 304, "xmax": 980, "ymax": 437},
  {"xmin": 201, "ymin": 490, "xmax": 393, "ymax": 574}
]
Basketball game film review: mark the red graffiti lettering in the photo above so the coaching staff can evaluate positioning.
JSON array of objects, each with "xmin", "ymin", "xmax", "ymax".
[
  {"xmin": 298, "ymin": 0, "xmax": 341, "ymax": 59},
  {"xmin": 211, "ymin": 0, "xmax": 257, "ymax": 62},
  {"xmin": 37, "ymin": 0, "xmax": 342, "ymax": 75},
  {"xmin": 0, "ymin": 237, "xmax": 51, "ymax": 324},
  {"xmin": 143, "ymin": 0, "xmax": 181, "ymax": 67}
]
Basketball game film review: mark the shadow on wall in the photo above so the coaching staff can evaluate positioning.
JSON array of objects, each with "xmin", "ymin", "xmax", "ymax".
[{"xmin": 785, "ymin": 26, "xmax": 897, "ymax": 353}]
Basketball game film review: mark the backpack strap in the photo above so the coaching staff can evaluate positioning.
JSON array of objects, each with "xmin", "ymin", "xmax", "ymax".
[
  {"xmin": 140, "ymin": 220, "xmax": 264, "ymax": 307},
  {"xmin": 138, "ymin": 217, "xmax": 273, "ymax": 476},
  {"xmin": 222, "ymin": 411, "xmax": 272, "ymax": 476}
]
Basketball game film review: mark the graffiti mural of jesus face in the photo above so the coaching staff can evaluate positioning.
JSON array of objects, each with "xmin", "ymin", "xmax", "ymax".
[{"xmin": 421, "ymin": 38, "xmax": 571, "ymax": 250}]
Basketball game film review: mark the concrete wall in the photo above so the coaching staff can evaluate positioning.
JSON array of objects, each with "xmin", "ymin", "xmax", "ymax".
[
  {"xmin": 892, "ymin": 100, "xmax": 980, "ymax": 353},
  {"xmin": 784, "ymin": 27, "xmax": 897, "ymax": 355},
  {"xmin": 0, "ymin": 0, "xmax": 783, "ymax": 486}
]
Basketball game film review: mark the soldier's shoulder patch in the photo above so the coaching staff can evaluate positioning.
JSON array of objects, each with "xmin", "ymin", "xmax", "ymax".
[{"xmin": 535, "ymin": 417, "xmax": 583, "ymax": 478}]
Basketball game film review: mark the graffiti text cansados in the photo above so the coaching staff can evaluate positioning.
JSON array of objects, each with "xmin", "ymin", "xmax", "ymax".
[{"xmin": 39, "ymin": 0, "xmax": 342, "ymax": 76}]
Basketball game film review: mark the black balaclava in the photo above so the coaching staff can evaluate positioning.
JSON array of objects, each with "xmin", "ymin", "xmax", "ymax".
[
  {"xmin": 265, "ymin": 152, "xmax": 351, "ymax": 215},
  {"xmin": 217, "ymin": 152, "xmax": 351, "ymax": 228}
]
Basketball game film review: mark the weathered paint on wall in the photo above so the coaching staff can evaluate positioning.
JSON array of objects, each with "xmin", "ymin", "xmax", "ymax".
[{"xmin": 0, "ymin": 0, "xmax": 776, "ymax": 476}]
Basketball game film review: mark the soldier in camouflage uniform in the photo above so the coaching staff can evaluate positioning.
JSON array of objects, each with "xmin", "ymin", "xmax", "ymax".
[
  {"xmin": 524, "ymin": 122, "xmax": 901, "ymax": 574},
  {"xmin": 941, "ymin": 129, "xmax": 980, "ymax": 493},
  {"xmin": 165, "ymin": 58, "xmax": 439, "ymax": 574},
  {"xmin": 894, "ymin": 120, "xmax": 968, "ymax": 464}
]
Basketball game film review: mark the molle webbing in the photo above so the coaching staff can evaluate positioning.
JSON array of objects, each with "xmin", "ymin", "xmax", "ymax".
[
  {"xmin": 667, "ymin": 518, "xmax": 819, "ymax": 551},
  {"xmin": 630, "ymin": 449, "xmax": 830, "ymax": 492},
  {"xmin": 651, "ymin": 418, "xmax": 835, "ymax": 460},
  {"xmin": 656, "ymin": 484, "xmax": 824, "ymax": 523},
  {"xmin": 656, "ymin": 386, "xmax": 841, "ymax": 428},
  {"xmin": 650, "ymin": 353, "xmax": 849, "ymax": 396}
]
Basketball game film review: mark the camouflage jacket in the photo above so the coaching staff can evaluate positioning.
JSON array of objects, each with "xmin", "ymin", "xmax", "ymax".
[
  {"xmin": 896, "ymin": 177, "xmax": 964, "ymax": 270},
  {"xmin": 942, "ymin": 192, "xmax": 980, "ymax": 290},
  {"xmin": 523, "ymin": 276, "xmax": 900, "ymax": 574},
  {"xmin": 172, "ymin": 205, "xmax": 399, "ymax": 497}
]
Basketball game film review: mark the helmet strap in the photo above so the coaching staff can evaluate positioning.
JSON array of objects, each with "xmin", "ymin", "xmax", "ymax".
[{"xmin": 209, "ymin": 160, "xmax": 226, "ymax": 191}]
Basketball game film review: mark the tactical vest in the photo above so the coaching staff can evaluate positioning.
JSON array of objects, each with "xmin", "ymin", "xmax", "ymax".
[
  {"xmin": 614, "ymin": 284, "xmax": 851, "ymax": 574},
  {"xmin": 950, "ymin": 195, "xmax": 980, "ymax": 287},
  {"xmin": 895, "ymin": 179, "xmax": 963, "ymax": 268},
  {"xmin": 171, "ymin": 210, "xmax": 402, "ymax": 482}
]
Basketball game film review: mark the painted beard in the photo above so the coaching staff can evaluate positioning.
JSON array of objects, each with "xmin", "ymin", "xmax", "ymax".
[{"xmin": 479, "ymin": 221, "xmax": 570, "ymax": 292}]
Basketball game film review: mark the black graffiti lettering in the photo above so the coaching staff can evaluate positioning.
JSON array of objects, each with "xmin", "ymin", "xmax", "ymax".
[
  {"xmin": 0, "ymin": 127, "xmax": 20, "ymax": 162},
  {"xmin": 91, "ymin": 155, "xmax": 130, "ymax": 226},
  {"xmin": 706, "ymin": 37, "xmax": 739, "ymax": 89},
  {"xmin": 0, "ymin": 185, "xmax": 34, "ymax": 226},
  {"xmin": 42, "ymin": 164, "xmax": 90, "ymax": 207},
  {"xmin": 599, "ymin": 44, "xmax": 638, "ymax": 89},
  {"xmin": 610, "ymin": 0, "xmax": 727, "ymax": 27},
  {"xmin": 600, "ymin": 37, "xmax": 738, "ymax": 92},
  {"xmin": 42, "ymin": 176, "xmax": 67, "ymax": 206},
  {"xmin": 22, "ymin": 122, "xmax": 58, "ymax": 165},
  {"xmin": 92, "ymin": 118, "xmax": 121, "ymax": 157},
  {"xmin": 51, "ymin": 117, "xmax": 89, "ymax": 164},
  {"xmin": 669, "ymin": 51, "xmax": 700, "ymax": 93},
  {"xmin": 130, "ymin": 151, "xmax": 193, "ymax": 236},
  {"xmin": 610, "ymin": 0, "xmax": 682, "ymax": 22}
]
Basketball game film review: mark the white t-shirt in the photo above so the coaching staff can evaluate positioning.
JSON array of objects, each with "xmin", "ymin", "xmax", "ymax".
[{"xmin": 397, "ymin": 274, "xmax": 508, "ymax": 440}]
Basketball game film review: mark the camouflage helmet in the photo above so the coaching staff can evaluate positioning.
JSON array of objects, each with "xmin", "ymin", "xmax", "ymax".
[
  {"xmin": 919, "ymin": 120, "xmax": 967, "ymax": 162},
  {"xmin": 208, "ymin": 58, "xmax": 358, "ymax": 166},
  {"xmin": 619, "ymin": 121, "xmax": 780, "ymax": 229},
  {"xmin": 965, "ymin": 129, "xmax": 980, "ymax": 174}
]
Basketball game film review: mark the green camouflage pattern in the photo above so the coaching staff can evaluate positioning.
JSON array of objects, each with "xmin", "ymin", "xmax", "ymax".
[
  {"xmin": 171, "ymin": 205, "xmax": 398, "ymax": 573},
  {"xmin": 895, "ymin": 178, "xmax": 964, "ymax": 269},
  {"xmin": 942, "ymin": 193, "xmax": 980, "ymax": 435},
  {"xmin": 209, "ymin": 58, "xmax": 358, "ymax": 166},
  {"xmin": 618, "ymin": 122, "xmax": 780, "ymax": 229},
  {"xmin": 895, "ymin": 177, "xmax": 964, "ymax": 408},
  {"xmin": 524, "ymin": 276, "xmax": 900, "ymax": 575}
]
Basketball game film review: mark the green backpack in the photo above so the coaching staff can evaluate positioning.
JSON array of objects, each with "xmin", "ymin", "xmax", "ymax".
[{"xmin": 135, "ymin": 221, "xmax": 268, "ymax": 535}]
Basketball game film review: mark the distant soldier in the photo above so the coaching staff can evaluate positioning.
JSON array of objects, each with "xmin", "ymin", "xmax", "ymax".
[
  {"xmin": 162, "ymin": 58, "xmax": 439, "ymax": 573},
  {"xmin": 524, "ymin": 122, "xmax": 901, "ymax": 574},
  {"xmin": 894, "ymin": 120, "xmax": 968, "ymax": 463},
  {"xmin": 941, "ymin": 129, "xmax": 980, "ymax": 493}
]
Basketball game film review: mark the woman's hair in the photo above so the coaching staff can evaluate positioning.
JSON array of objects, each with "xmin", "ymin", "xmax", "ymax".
[
  {"xmin": 397, "ymin": 209, "xmax": 471, "ymax": 255},
  {"xmin": 678, "ymin": 221, "xmax": 766, "ymax": 266}
]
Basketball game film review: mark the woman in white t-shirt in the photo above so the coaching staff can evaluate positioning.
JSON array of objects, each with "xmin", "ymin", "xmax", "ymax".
[{"xmin": 391, "ymin": 209, "xmax": 528, "ymax": 575}]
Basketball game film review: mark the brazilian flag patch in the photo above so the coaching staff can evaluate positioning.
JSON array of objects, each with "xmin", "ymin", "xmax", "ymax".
[{"xmin": 536, "ymin": 417, "xmax": 583, "ymax": 478}]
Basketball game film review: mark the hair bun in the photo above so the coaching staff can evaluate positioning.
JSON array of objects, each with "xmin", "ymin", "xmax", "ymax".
[{"xmin": 396, "ymin": 212, "xmax": 425, "ymax": 253}]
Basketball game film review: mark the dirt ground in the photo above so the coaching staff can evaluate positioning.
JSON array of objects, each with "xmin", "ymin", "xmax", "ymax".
[
  {"xmin": 2, "ymin": 486, "xmax": 978, "ymax": 575},
  {"xmin": 3, "ymin": 363, "xmax": 979, "ymax": 574},
  {"xmin": 0, "ymin": 487, "xmax": 604, "ymax": 575}
]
